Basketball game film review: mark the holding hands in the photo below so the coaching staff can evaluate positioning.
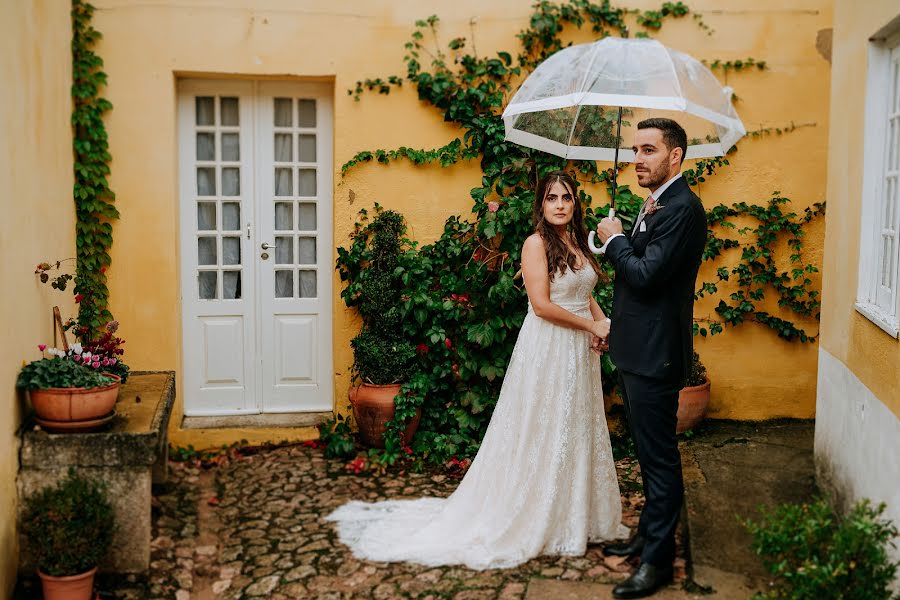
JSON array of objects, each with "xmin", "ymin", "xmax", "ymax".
[{"xmin": 590, "ymin": 318, "xmax": 611, "ymax": 355}]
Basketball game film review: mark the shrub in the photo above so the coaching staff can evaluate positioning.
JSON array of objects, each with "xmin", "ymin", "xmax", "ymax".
[
  {"xmin": 338, "ymin": 207, "xmax": 417, "ymax": 384},
  {"xmin": 318, "ymin": 413, "xmax": 357, "ymax": 460},
  {"xmin": 21, "ymin": 469, "xmax": 115, "ymax": 576},
  {"xmin": 745, "ymin": 497, "xmax": 900, "ymax": 600},
  {"xmin": 685, "ymin": 351, "xmax": 707, "ymax": 387}
]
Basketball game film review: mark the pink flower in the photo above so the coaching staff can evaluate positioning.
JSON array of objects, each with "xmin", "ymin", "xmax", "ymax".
[
  {"xmin": 92, "ymin": 361, "xmax": 101, "ymax": 369},
  {"xmin": 110, "ymin": 359, "xmax": 117, "ymax": 365},
  {"xmin": 38, "ymin": 344, "xmax": 47, "ymax": 352},
  {"xmin": 487, "ymin": 201, "xmax": 500, "ymax": 213}
]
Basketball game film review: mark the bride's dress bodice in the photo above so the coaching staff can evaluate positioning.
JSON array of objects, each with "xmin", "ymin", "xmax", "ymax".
[{"xmin": 529, "ymin": 264, "xmax": 598, "ymax": 314}]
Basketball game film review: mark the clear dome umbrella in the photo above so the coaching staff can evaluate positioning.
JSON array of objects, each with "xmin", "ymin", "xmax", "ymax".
[{"xmin": 501, "ymin": 36, "xmax": 746, "ymax": 252}]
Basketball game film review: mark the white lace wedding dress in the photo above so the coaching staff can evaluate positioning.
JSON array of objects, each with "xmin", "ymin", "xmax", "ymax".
[{"xmin": 326, "ymin": 265, "xmax": 629, "ymax": 570}]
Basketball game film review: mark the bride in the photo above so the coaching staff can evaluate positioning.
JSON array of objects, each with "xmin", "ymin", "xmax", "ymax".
[{"xmin": 326, "ymin": 170, "xmax": 629, "ymax": 570}]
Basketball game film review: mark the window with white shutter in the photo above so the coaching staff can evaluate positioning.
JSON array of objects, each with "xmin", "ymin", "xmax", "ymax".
[{"xmin": 857, "ymin": 30, "xmax": 900, "ymax": 337}]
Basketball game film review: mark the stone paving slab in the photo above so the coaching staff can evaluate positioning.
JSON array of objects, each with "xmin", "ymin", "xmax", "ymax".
[
  {"xmin": 525, "ymin": 565, "xmax": 757, "ymax": 599},
  {"xmin": 16, "ymin": 440, "xmax": 691, "ymax": 599},
  {"xmin": 681, "ymin": 419, "xmax": 816, "ymax": 589}
]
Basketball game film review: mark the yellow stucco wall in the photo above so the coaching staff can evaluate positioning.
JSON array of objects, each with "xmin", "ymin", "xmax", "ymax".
[
  {"xmin": 820, "ymin": 0, "xmax": 900, "ymax": 420},
  {"xmin": 89, "ymin": 0, "xmax": 832, "ymax": 450},
  {"xmin": 0, "ymin": 0, "xmax": 76, "ymax": 593}
]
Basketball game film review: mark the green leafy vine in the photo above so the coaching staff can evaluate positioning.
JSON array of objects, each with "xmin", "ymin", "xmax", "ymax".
[
  {"xmin": 71, "ymin": 0, "xmax": 118, "ymax": 335},
  {"xmin": 336, "ymin": 1, "xmax": 823, "ymax": 465}
]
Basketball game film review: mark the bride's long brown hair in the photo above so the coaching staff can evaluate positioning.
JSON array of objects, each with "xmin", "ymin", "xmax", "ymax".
[{"xmin": 533, "ymin": 171, "xmax": 605, "ymax": 281}]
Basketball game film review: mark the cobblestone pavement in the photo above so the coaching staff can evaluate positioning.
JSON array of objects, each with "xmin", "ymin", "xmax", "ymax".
[{"xmin": 16, "ymin": 444, "xmax": 687, "ymax": 599}]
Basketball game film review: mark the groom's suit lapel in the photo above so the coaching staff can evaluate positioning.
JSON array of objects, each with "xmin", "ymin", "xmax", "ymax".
[{"xmin": 631, "ymin": 175, "xmax": 689, "ymax": 253}]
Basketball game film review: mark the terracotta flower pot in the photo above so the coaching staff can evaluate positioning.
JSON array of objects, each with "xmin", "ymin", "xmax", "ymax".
[
  {"xmin": 30, "ymin": 374, "xmax": 120, "ymax": 423},
  {"xmin": 349, "ymin": 383, "xmax": 422, "ymax": 448},
  {"xmin": 38, "ymin": 566, "xmax": 97, "ymax": 600},
  {"xmin": 677, "ymin": 378, "xmax": 710, "ymax": 434}
]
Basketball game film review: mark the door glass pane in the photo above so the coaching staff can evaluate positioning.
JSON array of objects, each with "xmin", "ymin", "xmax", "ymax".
[
  {"xmin": 220, "ymin": 97, "xmax": 239, "ymax": 126},
  {"xmin": 199, "ymin": 271, "xmax": 217, "ymax": 299},
  {"xmin": 274, "ymin": 98, "xmax": 292, "ymax": 127},
  {"xmin": 298, "ymin": 203, "xmax": 316, "ymax": 230},
  {"xmin": 298, "ymin": 238, "xmax": 316, "ymax": 264},
  {"xmin": 275, "ymin": 270, "xmax": 293, "ymax": 298},
  {"xmin": 275, "ymin": 203, "xmax": 293, "ymax": 230},
  {"xmin": 298, "ymin": 169, "xmax": 316, "ymax": 196},
  {"xmin": 222, "ymin": 203, "xmax": 240, "ymax": 230},
  {"xmin": 299, "ymin": 270, "xmax": 317, "ymax": 298},
  {"xmin": 223, "ymin": 271, "xmax": 241, "ymax": 299},
  {"xmin": 222, "ymin": 133, "xmax": 240, "ymax": 161},
  {"xmin": 298, "ymin": 135, "xmax": 316, "ymax": 162},
  {"xmin": 198, "ymin": 237, "xmax": 217, "ymax": 265},
  {"xmin": 299, "ymin": 202, "xmax": 316, "ymax": 231},
  {"xmin": 196, "ymin": 132, "xmax": 215, "ymax": 161},
  {"xmin": 298, "ymin": 99, "xmax": 316, "ymax": 127},
  {"xmin": 197, "ymin": 168, "xmax": 216, "ymax": 196},
  {"xmin": 195, "ymin": 97, "xmax": 214, "ymax": 126},
  {"xmin": 275, "ymin": 236, "xmax": 293, "ymax": 264},
  {"xmin": 275, "ymin": 168, "xmax": 293, "ymax": 196},
  {"xmin": 197, "ymin": 202, "xmax": 216, "ymax": 230},
  {"xmin": 222, "ymin": 167, "xmax": 240, "ymax": 196},
  {"xmin": 222, "ymin": 237, "xmax": 241, "ymax": 265},
  {"xmin": 274, "ymin": 134, "xmax": 293, "ymax": 162}
]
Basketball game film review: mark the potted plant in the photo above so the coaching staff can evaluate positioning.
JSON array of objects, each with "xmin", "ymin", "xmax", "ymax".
[
  {"xmin": 338, "ymin": 207, "xmax": 419, "ymax": 448},
  {"xmin": 17, "ymin": 353, "xmax": 120, "ymax": 432},
  {"xmin": 677, "ymin": 351, "xmax": 710, "ymax": 433},
  {"xmin": 21, "ymin": 468, "xmax": 115, "ymax": 600}
]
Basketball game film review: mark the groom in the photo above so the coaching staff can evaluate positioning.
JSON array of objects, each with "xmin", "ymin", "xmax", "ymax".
[{"xmin": 594, "ymin": 118, "xmax": 707, "ymax": 599}]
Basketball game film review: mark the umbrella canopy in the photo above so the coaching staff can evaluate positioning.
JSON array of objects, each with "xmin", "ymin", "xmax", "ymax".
[{"xmin": 502, "ymin": 36, "xmax": 746, "ymax": 162}]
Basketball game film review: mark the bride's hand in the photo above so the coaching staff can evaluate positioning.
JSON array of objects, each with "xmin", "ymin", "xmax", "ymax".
[{"xmin": 591, "ymin": 318, "xmax": 611, "ymax": 340}]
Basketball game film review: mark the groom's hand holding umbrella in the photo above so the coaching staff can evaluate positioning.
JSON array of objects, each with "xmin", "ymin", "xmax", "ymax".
[{"xmin": 596, "ymin": 216, "xmax": 624, "ymax": 243}]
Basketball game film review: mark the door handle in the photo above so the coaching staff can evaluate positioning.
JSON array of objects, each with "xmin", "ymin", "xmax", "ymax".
[{"xmin": 261, "ymin": 242, "xmax": 277, "ymax": 250}]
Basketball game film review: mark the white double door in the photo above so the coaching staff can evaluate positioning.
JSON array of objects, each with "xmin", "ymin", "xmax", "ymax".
[{"xmin": 178, "ymin": 80, "xmax": 333, "ymax": 416}]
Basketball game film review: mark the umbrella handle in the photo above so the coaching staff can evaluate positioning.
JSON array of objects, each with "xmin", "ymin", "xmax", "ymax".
[{"xmin": 587, "ymin": 208, "xmax": 617, "ymax": 254}]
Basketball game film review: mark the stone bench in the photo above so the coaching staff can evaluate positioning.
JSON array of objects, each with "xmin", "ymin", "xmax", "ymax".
[{"xmin": 17, "ymin": 371, "xmax": 176, "ymax": 573}]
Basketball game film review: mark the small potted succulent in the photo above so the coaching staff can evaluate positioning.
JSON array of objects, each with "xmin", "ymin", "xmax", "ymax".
[
  {"xmin": 21, "ymin": 469, "xmax": 115, "ymax": 600},
  {"xmin": 677, "ymin": 351, "xmax": 710, "ymax": 433},
  {"xmin": 17, "ymin": 350, "xmax": 120, "ymax": 431},
  {"xmin": 337, "ymin": 206, "xmax": 419, "ymax": 448}
]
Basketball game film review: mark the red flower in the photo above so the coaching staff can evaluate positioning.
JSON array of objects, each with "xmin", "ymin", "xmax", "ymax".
[
  {"xmin": 345, "ymin": 456, "xmax": 367, "ymax": 474},
  {"xmin": 458, "ymin": 294, "xmax": 469, "ymax": 304},
  {"xmin": 74, "ymin": 294, "xmax": 84, "ymax": 303},
  {"xmin": 445, "ymin": 338, "xmax": 453, "ymax": 349},
  {"xmin": 451, "ymin": 293, "xmax": 458, "ymax": 300},
  {"xmin": 402, "ymin": 445, "xmax": 413, "ymax": 455},
  {"xmin": 416, "ymin": 342, "xmax": 429, "ymax": 355}
]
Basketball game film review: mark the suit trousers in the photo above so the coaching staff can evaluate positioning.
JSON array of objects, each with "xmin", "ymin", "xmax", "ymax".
[{"xmin": 617, "ymin": 369, "xmax": 684, "ymax": 567}]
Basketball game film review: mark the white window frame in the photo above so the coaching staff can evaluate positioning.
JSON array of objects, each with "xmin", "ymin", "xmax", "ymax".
[{"xmin": 856, "ymin": 25, "xmax": 900, "ymax": 338}]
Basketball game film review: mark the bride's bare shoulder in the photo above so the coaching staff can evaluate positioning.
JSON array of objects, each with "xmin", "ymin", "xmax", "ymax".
[{"xmin": 523, "ymin": 233, "xmax": 544, "ymax": 252}]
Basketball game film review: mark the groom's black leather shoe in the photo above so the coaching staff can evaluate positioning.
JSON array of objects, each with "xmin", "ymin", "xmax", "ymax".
[
  {"xmin": 612, "ymin": 563, "xmax": 674, "ymax": 599},
  {"xmin": 603, "ymin": 534, "xmax": 645, "ymax": 557}
]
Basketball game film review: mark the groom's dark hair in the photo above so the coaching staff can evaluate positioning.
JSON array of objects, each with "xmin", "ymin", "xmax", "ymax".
[{"xmin": 638, "ymin": 118, "xmax": 688, "ymax": 164}]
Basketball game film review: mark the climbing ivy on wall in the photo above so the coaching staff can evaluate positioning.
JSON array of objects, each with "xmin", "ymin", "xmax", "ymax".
[
  {"xmin": 71, "ymin": 0, "xmax": 118, "ymax": 334},
  {"xmin": 336, "ymin": 1, "xmax": 823, "ymax": 464}
]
